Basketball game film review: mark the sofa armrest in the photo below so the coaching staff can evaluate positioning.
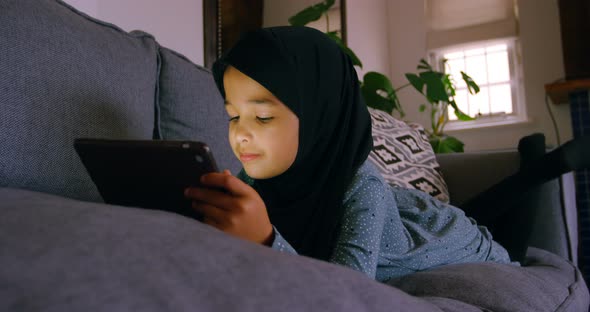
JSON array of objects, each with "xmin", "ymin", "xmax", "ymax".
[
  {"xmin": 436, "ymin": 150, "xmax": 520, "ymax": 206},
  {"xmin": 435, "ymin": 150, "xmax": 578, "ymax": 264}
]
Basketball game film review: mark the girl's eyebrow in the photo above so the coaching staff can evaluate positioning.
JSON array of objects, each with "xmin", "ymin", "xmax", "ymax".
[
  {"xmin": 224, "ymin": 99, "xmax": 274, "ymax": 105},
  {"xmin": 249, "ymin": 99, "xmax": 273, "ymax": 105}
]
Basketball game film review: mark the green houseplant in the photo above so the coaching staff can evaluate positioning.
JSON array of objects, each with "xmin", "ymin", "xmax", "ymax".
[
  {"xmin": 404, "ymin": 59, "xmax": 480, "ymax": 153},
  {"xmin": 288, "ymin": 0, "xmax": 480, "ymax": 153}
]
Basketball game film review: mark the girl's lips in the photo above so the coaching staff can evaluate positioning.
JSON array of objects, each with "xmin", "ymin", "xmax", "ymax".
[{"xmin": 240, "ymin": 153, "xmax": 260, "ymax": 162}]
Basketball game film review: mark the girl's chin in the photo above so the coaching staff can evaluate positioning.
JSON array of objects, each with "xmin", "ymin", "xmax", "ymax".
[
  {"xmin": 243, "ymin": 165, "xmax": 281, "ymax": 180},
  {"xmin": 244, "ymin": 169, "xmax": 269, "ymax": 180}
]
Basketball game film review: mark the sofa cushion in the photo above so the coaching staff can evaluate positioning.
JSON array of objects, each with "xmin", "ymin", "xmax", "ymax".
[
  {"xmin": 156, "ymin": 47, "xmax": 241, "ymax": 173},
  {"xmin": 0, "ymin": 0, "xmax": 158, "ymax": 202},
  {"xmin": 0, "ymin": 187, "xmax": 442, "ymax": 312},
  {"xmin": 368, "ymin": 108, "xmax": 450, "ymax": 203},
  {"xmin": 389, "ymin": 247, "xmax": 590, "ymax": 312},
  {"xmin": 3, "ymin": 187, "xmax": 588, "ymax": 311}
]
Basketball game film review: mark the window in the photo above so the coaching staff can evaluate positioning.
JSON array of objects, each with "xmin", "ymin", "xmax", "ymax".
[
  {"xmin": 430, "ymin": 38, "xmax": 526, "ymax": 129},
  {"xmin": 425, "ymin": 0, "xmax": 526, "ymax": 129}
]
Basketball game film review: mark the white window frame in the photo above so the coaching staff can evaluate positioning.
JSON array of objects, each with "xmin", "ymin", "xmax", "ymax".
[{"xmin": 429, "ymin": 37, "xmax": 528, "ymax": 131}]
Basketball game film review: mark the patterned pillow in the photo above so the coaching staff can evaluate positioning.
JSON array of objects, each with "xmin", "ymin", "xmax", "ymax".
[{"xmin": 367, "ymin": 108, "xmax": 450, "ymax": 203}]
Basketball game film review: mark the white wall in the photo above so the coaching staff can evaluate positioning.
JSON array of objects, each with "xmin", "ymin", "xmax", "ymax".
[
  {"xmin": 264, "ymin": 0, "xmax": 573, "ymax": 151},
  {"xmin": 386, "ymin": 0, "xmax": 572, "ymax": 151},
  {"xmin": 345, "ymin": 0, "xmax": 391, "ymax": 79},
  {"xmin": 263, "ymin": 0, "xmax": 391, "ymax": 79},
  {"xmin": 64, "ymin": 0, "xmax": 572, "ymax": 151},
  {"xmin": 386, "ymin": 0, "xmax": 430, "ymax": 128},
  {"xmin": 63, "ymin": 0, "xmax": 204, "ymax": 65}
]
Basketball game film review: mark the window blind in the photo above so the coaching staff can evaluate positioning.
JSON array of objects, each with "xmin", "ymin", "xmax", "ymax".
[{"xmin": 426, "ymin": 0, "xmax": 518, "ymax": 49}]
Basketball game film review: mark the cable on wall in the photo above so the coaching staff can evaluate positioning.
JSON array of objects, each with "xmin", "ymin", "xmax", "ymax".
[
  {"xmin": 545, "ymin": 77, "xmax": 566, "ymax": 147},
  {"xmin": 545, "ymin": 93, "xmax": 562, "ymax": 146}
]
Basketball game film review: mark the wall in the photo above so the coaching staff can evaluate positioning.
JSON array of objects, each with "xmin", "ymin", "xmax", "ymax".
[
  {"xmin": 386, "ymin": 0, "xmax": 430, "ymax": 128},
  {"xmin": 265, "ymin": 0, "xmax": 570, "ymax": 151},
  {"xmin": 344, "ymin": 0, "xmax": 391, "ymax": 79},
  {"xmin": 263, "ymin": 0, "xmax": 391, "ymax": 79},
  {"xmin": 63, "ymin": 0, "xmax": 204, "ymax": 65},
  {"xmin": 63, "ymin": 0, "xmax": 572, "ymax": 151},
  {"xmin": 387, "ymin": 0, "xmax": 572, "ymax": 151}
]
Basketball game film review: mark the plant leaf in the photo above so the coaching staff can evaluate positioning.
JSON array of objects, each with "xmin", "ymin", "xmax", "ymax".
[
  {"xmin": 441, "ymin": 73, "xmax": 455, "ymax": 97},
  {"xmin": 326, "ymin": 32, "xmax": 362, "ymax": 68},
  {"xmin": 363, "ymin": 72, "xmax": 395, "ymax": 95},
  {"xmin": 446, "ymin": 100, "xmax": 475, "ymax": 121},
  {"xmin": 453, "ymin": 109, "xmax": 475, "ymax": 121},
  {"xmin": 326, "ymin": 31, "xmax": 341, "ymax": 40},
  {"xmin": 429, "ymin": 135, "xmax": 464, "ymax": 153},
  {"xmin": 288, "ymin": 0, "xmax": 335, "ymax": 26},
  {"xmin": 405, "ymin": 73, "xmax": 424, "ymax": 94},
  {"xmin": 448, "ymin": 102, "xmax": 474, "ymax": 121},
  {"xmin": 461, "ymin": 71, "xmax": 480, "ymax": 94},
  {"xmin": 417, "ymin": 58, "xmax": 433, "ymax": 71},
  {"xmin": 361, "ymin": 72, "xmax": 403, "ymax": 116},
  {"xmin": 419, "ymin": 104, "xmax": 426, "ymax": 112},
  {"xmin": 419, "ymin": 71, "xmax": 448, "ymax": 102}
]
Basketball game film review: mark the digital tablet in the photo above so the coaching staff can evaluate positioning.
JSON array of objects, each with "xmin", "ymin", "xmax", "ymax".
[{"xmin": 74, "ymin": 138, "xmax": 219, "ymax": 219}]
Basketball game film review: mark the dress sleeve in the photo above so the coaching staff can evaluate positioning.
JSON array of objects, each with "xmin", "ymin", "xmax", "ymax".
[
  {"xmin": 329, "ymin": 175, "xmax": 388, "ymax": 279},
  {"xmin": 236, "ymin": 169, "xmax": 299, "ymax": 254},
  {"xmin": 270, "ymin": 226, "xmax": 298, "ymax": 254}
]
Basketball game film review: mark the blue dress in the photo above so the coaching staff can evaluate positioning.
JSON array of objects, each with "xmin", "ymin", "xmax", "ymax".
[{"xmin": 241, "ymin": 161, "xmax": 514, "ymax": 282}]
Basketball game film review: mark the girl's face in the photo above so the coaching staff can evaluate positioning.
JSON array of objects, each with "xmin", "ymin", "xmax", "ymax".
[{"xmin": 223, "ymin": 66, "xmax": 299, "ymax": 179}]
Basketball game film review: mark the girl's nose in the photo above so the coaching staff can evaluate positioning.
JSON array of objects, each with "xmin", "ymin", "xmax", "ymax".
[{"xmin": 234, "ymin": 122, "xmax": 251, "ymax": 143}]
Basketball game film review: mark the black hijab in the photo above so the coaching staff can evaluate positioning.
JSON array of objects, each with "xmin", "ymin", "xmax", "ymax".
[{"xmin": 212, "ymin": 26, "xmax": 372, "ymax": 260}]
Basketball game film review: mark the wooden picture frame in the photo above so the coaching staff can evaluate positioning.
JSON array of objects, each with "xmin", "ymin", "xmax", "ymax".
[{"xmin": 203, "ymin": 0, "xmax": 347, "ymax": 69}]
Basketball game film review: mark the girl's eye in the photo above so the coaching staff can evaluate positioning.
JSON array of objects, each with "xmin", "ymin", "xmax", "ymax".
[
  {"xmin": 257, "ymin": 117, "xmax": 274, "ymax": 123},
  {"xmin": 228, "ymin": 116, "xmax": 239, "ymax": 122}
]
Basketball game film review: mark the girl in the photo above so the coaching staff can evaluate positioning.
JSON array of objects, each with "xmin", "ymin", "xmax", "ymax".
[{"xmin": 184, "ymin": 26, "xmax": 513, "ymax": 282}]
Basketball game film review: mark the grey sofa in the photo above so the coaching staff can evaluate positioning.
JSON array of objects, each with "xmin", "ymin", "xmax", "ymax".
[{"xmin": 1, "ymin": 1, "xmax": 588, "ymax": 311}]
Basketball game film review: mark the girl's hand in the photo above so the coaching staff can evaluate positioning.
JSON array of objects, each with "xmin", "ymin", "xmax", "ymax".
[{"xmin": 184, "ymin": 170, "xmax": 274, "ymax": 245}]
